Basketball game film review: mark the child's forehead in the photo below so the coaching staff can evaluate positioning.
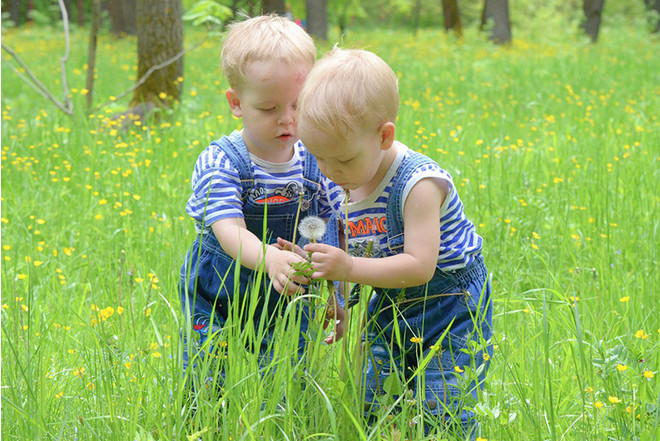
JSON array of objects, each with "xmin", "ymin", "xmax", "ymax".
[
  {"xmin": 243, "ymin": 59, "xmax": 310, "ymax": 83},
  {"xmin": 301, "ymin": 126, "xmax": 363, "ymax": 155}
]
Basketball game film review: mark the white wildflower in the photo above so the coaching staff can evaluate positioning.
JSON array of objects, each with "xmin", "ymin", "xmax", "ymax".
[{"xmin": 298, "ymin": 216, "xmax": 326, "ymax": 242}]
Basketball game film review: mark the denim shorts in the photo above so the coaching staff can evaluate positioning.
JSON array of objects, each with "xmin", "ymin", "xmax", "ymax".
[
  {"xmin": 180, "ymin": 233, "xmax": 311, "ymax": 374},
  {"xmin": 362, "ymin": 256, "xmax": 493, "ymax": 434}
]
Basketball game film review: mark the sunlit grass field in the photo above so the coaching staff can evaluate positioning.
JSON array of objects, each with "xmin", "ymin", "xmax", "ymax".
[{"xmin": 1, "ymin": 22, "xmax": 659, "ymax": 441}]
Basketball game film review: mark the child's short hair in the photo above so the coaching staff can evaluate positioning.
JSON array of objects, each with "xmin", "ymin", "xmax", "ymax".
[
  {"xmin": 221, "ymin": 15, "xmax": 316, "ymax": 90},
  {"xmin": 298, "ymin": 48, "xmax": 399, "ymax": 139}
]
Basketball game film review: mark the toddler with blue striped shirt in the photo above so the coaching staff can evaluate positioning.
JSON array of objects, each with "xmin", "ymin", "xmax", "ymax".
[
  {"xmin": 294, "ymin": 48, "xmax": 493, "ymax": 439},
  {"xmin": 179, "ymin": 16, "xmax": 344, "ymax": 377}
]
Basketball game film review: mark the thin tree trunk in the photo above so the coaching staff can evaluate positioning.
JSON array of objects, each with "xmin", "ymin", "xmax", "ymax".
[
  {"xmin": 338, "ymin": 1, "xmax": 350, "ymax": 35},
  {"xmin": 306, "ymin": 0, "xmax": 328, "ymax": 40},
  {"xmin": 442, "ymin": 0, "xmax": 463, "ymax": 37},
  {"xmin": 262, "ymin": 0, "xmax": 286, "ymax": 14},
  {"xmin": 412, "ymin": 0, "xmax": 422, "ymax": 35},
  {"xmin": 77, "ymin": 0, "xmax": 84, "ymax": 26},
  {"xmin": 62, "ymin": 0, "xmax": 72, "ymax": 21},
  {"xmin": 583, "ymin": 0, "xmax": 605, "ymax": 42},
  {"xmin": 86, "ymin": 0, "xmax": 101, "ymax": 112},
  {"xmin": 27, "ymin": 0, "xmax": 34, "ymax": 23},
  {"xmin": 481, "ymin": 0, "xmax": 511, "ymax": 44},
  {"xmin": 9, "ymin": 0, "xmax": 21, "ymax": 26},
  {"xmin": 644, "ymin": 0, "xmax": 660, "ymax": 33}
]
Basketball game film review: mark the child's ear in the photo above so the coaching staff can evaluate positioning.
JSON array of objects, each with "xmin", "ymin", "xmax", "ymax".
[
  {"xmin": 225, "ymin": 89, "xmax": 243, "ymax": 118},
  {"xmin": 379, "ymin": 122, "xmax": 396, "ymax": 150}
]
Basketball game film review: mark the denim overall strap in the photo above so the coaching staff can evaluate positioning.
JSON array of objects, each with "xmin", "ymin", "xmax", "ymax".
[
  {"xmin": 385, "ymin": 150, "xmax": 437, "ymax": 253},
  {"xmin": 300, "ymin": 149, "xmax": 322, "ymax": 216},
  {"xmin": 209, "ymin": 132, "xmax": 254, "ymax": 198}
]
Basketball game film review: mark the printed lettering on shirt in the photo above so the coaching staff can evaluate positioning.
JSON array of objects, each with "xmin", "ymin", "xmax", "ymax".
[
  {"xmin": 246, "ymin": 181, "xmax": 304, "ymax": 205},
  {"xmin": 346, "ymin": 216, "xmax": 387, "ymax": 237}
]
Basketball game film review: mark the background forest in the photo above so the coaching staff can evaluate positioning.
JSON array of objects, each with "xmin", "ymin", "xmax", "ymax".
[
  {"xmin": 3, "ymin": 0, "xmax": 660, "ymax": 39},
  {"xmin": 2, "ymin": 1, "xmax": 659, "ymax": 441}
]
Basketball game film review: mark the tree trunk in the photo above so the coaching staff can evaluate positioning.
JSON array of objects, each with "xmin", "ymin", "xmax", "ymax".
[
  {"xmin": 412, "ymin": 0, "xmax": 422, "ymax": 35},
  {"xmin": 62, "ymin": 0, "xmax": 72, "ymax": 22},
  {"xmin": 481, "ymin": 0, "xmax": 511, "ymax": 44},
  {"xmin": 306, "ymin": 0, "xmax": 328, "ymax": 40},
  {"xmin": 8, "ymin": 0, "xmax": 21, "ymax": 26},
  {"xmin": 442, "ymin": 0, "xmax": 463, "ymax": 37},
  {"xmin": 583, "ymin": 0, "xmax": 604, "ymax": 42},
  {"xmin": 27, "ymin": 0, "xmax": 34, "ymax": 23},
  {"xmin": 106, "ymin": 0, "xmax": 137, "ymax": 36},
  {"xmin": 86, "ymin": 0, "xmax": 101, "ymax": 113},
  {"xmin": 77, "ymin": 0, "xmax": 84, "ymax": 26},
  {"xmin": 128, "ymin": 0, "xmax": 183, "ymax": 114},
  {"xmin": 644, "ymin": 0, "xmax": 660, "ymax": 33},
  {"xmin": 262, "ymin": 0, "xmax": 286, "ymax": 14}
]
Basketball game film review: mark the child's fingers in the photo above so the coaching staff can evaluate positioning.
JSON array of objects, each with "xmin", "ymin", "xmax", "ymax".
[
  {"xmin": 277, "ymin": 237, "xmax": 292, "ymax": 247},
  {"xmin": 277, "ymin": 278, "xmax": 305, "ymax": 296},
  {"xmin": 278, "ymin": 237, "xmax": 306, "ymax": 257},
  {"xmin": 290, "ymin": 271, "xmax": 310, "ymax": 286},
  {"xmin": 310, "ymin": 270, "xmax": 326, "ymax": 280},
  {"xmin": 303, "ymin": 243, "xmax": 330, "ymax": 253}
]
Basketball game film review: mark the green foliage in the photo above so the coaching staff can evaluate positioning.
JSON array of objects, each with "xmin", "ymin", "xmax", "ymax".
[
  {"xmin": 183, "ymin": 0, "xmax": 233, "ymax": 32},
  {"xmin": 5, "ymin": 0, "xmax": 656, "ymax": 37},
  {"xmin": 2, "ymin": 23, "xmax": 659, "ymax": 440}
]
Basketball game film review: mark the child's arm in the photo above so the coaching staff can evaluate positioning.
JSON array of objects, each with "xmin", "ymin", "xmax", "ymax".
[
  {"xmin": 304, "ymin": 179, "xmax": 447, "ymax": 289},
  {"xmin": 211, "ymin": 218, "xmax": 310, "ymax": 295}
]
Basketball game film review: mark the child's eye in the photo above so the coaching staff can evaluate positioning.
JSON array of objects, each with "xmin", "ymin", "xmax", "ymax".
[
  {"xmin": 258, "ymin": 107, "xmax": 276, "ymax": 112},
  {"xmin": 338, "ymin": 158, "xmax": 353, "ymax": 165}
]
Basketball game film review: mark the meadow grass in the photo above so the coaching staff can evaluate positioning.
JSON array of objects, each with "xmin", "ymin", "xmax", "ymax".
[{"xmin": 1, "ymin": 23, "xmax": 659, "ymax": 440}]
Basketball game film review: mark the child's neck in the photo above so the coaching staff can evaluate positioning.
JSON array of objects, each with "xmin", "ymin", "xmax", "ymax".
[{"xmin": 250, "ymin": 147, "xmax": 295, "ymax": 164}]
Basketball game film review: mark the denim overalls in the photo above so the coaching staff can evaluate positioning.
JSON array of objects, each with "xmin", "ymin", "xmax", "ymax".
[
  {"xmin": 361, "ymin": 151, "xmax": 493, "ymax": 436},
  {"xmin": 180, "ymin": 133, "xmax": 334, "ymax": 370}
]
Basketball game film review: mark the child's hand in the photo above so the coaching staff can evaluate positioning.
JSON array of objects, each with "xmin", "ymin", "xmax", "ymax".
[
  {"xmin": 303, "ymin": 243, "xmax": 353, "ymax": 281},
  {"xmin": 323, "ymin": 300, "xmax": 347, "ymax": 344},
  {"xmin": 266, "ymin": 247, "xmax": 310, "ymax": 296},
  {"xmin": 274, "ymin": 237, "xmax": 307, "ymax": 259}
]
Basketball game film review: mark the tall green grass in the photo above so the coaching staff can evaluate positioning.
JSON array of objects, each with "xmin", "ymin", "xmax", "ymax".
[{"xmin": 2, "ymin": 23, "xmax": 658, "ymax": 440}]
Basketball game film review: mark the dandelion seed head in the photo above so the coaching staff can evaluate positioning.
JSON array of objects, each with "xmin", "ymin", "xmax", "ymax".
[{"xmin": 298, "ymin": 216, "xmax": 326, "ymax": 242}]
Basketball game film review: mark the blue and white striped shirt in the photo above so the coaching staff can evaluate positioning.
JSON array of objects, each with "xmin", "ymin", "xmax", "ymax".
[
  {"xmin": 343, "ymin": 143, "xmax": 482, "ymax": 270},
  {"xmin": 186, "ymin": 135, "xmax": 344, "ymax": 234}
]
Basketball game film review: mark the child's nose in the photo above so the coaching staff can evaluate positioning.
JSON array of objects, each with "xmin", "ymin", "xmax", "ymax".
[{"xmin": 278, "ymin": 107, "xmax": 295, "ymax": 126}]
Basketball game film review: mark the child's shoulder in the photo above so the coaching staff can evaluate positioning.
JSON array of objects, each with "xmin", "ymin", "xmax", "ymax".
[
  {"xmin": 397, "ymin": 143, "xmax": 453, "ymax": 183},
  {"xmin": 193, "ymin": 131, "xmax": 246, "ymax": 173}
]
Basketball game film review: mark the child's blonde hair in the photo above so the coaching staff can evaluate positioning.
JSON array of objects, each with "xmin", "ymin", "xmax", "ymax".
[
  {"xmin": 298, "ymin": 48, "xmax": 399, "ymax": 139},
  {"xmin": 221, "ymin": 15, "xmax": 316, "ymax": 90}
]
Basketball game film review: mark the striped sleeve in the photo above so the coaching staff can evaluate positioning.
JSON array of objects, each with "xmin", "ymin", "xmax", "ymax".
[
  {"xmin": 318, "ymin": 176, "xmax": 345, "ymax": 220},
  {"xmin": 185, "ymin": 145, "xmax": 243, "ymax": 228}
]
